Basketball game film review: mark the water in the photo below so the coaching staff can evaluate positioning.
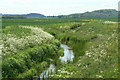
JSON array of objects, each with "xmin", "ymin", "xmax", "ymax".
[
  {"xmin": 40, "ymin": 64, "xmax": 55, "ymax": 79},
  {"xmin": 59, "ymin": 44, "xmax": 74, "ymax": 64},
  {"xmin": 39, "ymin": 44, "xmax": 74, "ymax": 79}
]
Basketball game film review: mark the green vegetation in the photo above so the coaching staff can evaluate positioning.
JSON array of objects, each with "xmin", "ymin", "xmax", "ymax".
[
  {"xmin": 1, "ymin": 17, "xmax": 118, "ymax": 78},
  {"xmin": 2, "ymin": 25, "xmax": 62, "ymax": 78},
  {"xmin": 3, "ymin": 40, "xmax": 60, "ymax": 78},
  {"xmin": 2, "ymin": 17, "xmax": 117, "ymax": 28},
  {"xmin": 3, "ymin": 26, "xmax": 31, "ymax": 37}
]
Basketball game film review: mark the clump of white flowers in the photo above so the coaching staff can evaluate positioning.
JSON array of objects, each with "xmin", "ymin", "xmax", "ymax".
[
  {"xmin": 104, "ymin": 21, "xmax": 118, "ymax": 24},
  {"xmin": 2, "ymin": 26, "xmax": 54, "ymax": 56}
]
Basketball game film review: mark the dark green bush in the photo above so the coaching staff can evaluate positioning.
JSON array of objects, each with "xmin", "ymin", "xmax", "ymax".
[
  {"xmin": 2, "ymin": 39, "xmax": 61, "ymax": 78},
  {"xmin": 70, "ymin": 24, "xmax": 82, "ymax": 29}
]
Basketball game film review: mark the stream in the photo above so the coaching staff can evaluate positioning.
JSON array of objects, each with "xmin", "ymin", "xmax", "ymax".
[{"xmin": 39, "ymin": 44, "xmax": 74, "ymax": 79}]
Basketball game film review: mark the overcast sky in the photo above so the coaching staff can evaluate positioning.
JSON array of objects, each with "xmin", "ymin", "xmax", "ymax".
[{"xmin": 0, "ymin": 0, "xmax": 119, "ymax": 16}]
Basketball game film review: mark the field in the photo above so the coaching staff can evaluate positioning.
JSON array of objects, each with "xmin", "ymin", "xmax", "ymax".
[{"xmin": 1, "ymin": 17, "xmax": 118, "ymax": 78}]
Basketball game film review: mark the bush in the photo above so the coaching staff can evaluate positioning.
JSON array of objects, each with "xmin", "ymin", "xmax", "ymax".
[
  {"xmin": 70, "ymin": 24, "xmax": 82, "ymax": 29},
  {"xmin": 18, "ymin": 68, "xmax": 36, "ymax": 78},
  {"xmin": 2, "ymin": 40, "xmax": 61, "ymax": 78}
]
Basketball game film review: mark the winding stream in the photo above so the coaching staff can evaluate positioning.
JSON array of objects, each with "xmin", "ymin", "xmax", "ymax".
[
  {"xmin": 59, "ymin": 44, "xmax": 74, "ymax": 63},
  {"xmin": 40, "ymin": 64, "xmax": 55, "ymax": 79},
  {"xmin": 40, "ymin": 44, "xmax": 74, "ymax": 79}
]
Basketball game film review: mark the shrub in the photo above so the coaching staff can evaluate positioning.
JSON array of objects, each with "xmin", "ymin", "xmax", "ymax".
[
  {"xmin": 70, "ymin": 24, "xmax": 82, "ymax": 29},
  {"xmin": 2, "ymin": 40, "xmax": 61, "ymax": 78}
]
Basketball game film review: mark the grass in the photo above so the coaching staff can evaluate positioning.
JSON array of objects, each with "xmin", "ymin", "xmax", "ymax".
[
  {"xmin": 3, "ymin": 26, "xmax": 31, "ymax": 38},
  {"xmin": 1, "ymin": 17, "xmax": 118, "ymax": 78}
]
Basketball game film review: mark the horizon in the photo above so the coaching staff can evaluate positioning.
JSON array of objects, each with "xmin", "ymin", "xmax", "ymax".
[
  {"xmin": 2, "ymin": 9, "xmax": 117, "ymax": 16},
  {"xmin": 0, "ymin": 0, "xmax": 118, "ymax": 16}
]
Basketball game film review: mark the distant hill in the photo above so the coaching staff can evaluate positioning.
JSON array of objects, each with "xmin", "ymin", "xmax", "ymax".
[
  {"xmin": 58, "ymin": 9, "xmax": 118, "ymax": 18},
  {"xmin": 2, "ymin": 9, "xmax": 118, "ymax": 19},
  {"xmin": 2, "ymin": 13, "xmax": 45, "ymax": 19},
  {"xmin": 25, "ymin": 13, "xmax": 45, "ymax": 18}
]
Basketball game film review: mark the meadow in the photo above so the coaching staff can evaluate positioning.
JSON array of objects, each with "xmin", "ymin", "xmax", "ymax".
[{"xmin": 1, "ymin": 17, "xmax": 118, "ymax": 78}]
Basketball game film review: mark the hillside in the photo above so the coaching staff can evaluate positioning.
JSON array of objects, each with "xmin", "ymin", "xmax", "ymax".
[
  {"xmin": 58, "ymin": 9, "xmax": 118, "ymax": 18},
  {"xmin": 2, "ymin": 13, "xmax": 45, "ymax": 18},
  {"xmin": 25, "ymin": 13, "xmax": 45, "ymax": 18}
]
